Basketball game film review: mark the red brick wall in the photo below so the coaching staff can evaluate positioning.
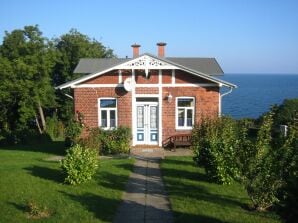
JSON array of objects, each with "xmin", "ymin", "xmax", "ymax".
[
  {"xmin": 74, "ymin": 87, "xmax": 132, "ymax": 135},
  {"xmin": 135, "ymin": 70, "xmax": 158, "ymax": 84},
  {"xmin": 83, "ymin": 71, "xmax": 119, "ymax": 84},
  {"xmin": 162, "ymin": 70, "xmax": 172, "ymax": 84},
  {"xmin": 175, "ymin": 70, "xmax": 213, "ymax": 84},
  {"xmin": 135, "ymin": 87, "xmax": 159, "ymax": 94},
  {"xmin": 162, "ymin": 86, "xmax": 219, "ymax": 142}
]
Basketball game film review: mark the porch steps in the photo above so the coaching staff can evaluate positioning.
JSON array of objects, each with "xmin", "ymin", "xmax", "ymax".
[{"xmin": 130, "ymin": 147, "xmax": 165, "ymax": 159}]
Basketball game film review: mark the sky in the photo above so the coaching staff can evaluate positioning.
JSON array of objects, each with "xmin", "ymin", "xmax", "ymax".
[{"xmin": 1, "ymin": 0, "xmax": 298, "ymax": 74}]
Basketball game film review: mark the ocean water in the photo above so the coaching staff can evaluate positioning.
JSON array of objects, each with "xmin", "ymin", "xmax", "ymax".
[{"xmin": 220, "ymin": 74, "xmax": 298, "ymax": 119}]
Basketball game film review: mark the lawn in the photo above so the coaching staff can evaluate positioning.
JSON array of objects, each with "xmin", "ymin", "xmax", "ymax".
[
  {"xmin": 0, "ymin": 144, "xmax": 134, "ymax": 223},
  {"xmin": 161, "ymin": 156, "xmax": 282, "ymax": 223}
]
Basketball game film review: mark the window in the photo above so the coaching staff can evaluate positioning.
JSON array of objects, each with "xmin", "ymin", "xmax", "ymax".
[
  {"xmin": 176, "ymin": 97, "xmax": 195, "ymax": 129},
  {"xmin": 98, "ymin": 98, "xmax": 117, "ymax": 129}
]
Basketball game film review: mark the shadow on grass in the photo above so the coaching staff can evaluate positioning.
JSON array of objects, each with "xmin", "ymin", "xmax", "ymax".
[
  {"xmin": 161, "ymin": 157, "xmax": 196, "ymax": 166},
  {"xmin": 8, "ymin": 202, "xmax": 27, "ymax": 212},
  {"xmin": 173, "ymin": 210, "xmax": 227, "ymax": 223},
  {"xmin": 162, "ymin": 166, "xmax": 209, "ymax": 182},
  {"xmin": 96, "ymin": 171, "xmax": 131, "ymax": 191},
  {"xmin": 24, "ymin": 165, "xmax": 65, "ymax": 183},
  {"xmin": 0, "ymin": 140, "xmax": 66, "ymax": 156},
  {"xmin": 60, "ymin": 191, "xmax": 119, "ymax": 222}
]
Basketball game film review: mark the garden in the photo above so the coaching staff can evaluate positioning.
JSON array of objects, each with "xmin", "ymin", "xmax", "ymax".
[
  {"xmin": 162, "ymin": 98, "xmax": 298, "ymax": 223},
  {"xmin": 0, "ymin": 142, "xmax": 134, "ymax": 222}
]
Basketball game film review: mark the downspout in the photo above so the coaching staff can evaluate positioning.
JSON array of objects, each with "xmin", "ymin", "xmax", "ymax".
[{"xmin": 219, "ymin": 86, "xmax": 233, "ymax": 117}]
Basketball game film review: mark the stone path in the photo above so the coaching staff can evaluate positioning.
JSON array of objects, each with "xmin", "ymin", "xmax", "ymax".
[{"xmin": 113, "ymin": 150, "xmax": 173, "ymax": 223}]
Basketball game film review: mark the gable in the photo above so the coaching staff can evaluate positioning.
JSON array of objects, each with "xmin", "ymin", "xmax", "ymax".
[{"xmin": 56, "ymin": 54, "xmax": 236, "ymax": 89}]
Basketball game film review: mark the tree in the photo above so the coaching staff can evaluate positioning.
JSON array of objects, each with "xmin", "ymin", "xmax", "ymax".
[
  {"xmin": 0, "ymin": 25, "xmax": 55, "ymax": 135},
  {"xmin": 52, "ymin": 29, "xmax": 114, "ymax": 122},
  {"xmin": 53, "ymin": 29, "xmax": 114, "ymax": 86}
]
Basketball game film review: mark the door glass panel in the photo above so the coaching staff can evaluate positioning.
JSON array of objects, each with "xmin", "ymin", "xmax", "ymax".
[
  {"xmin": 101, "ymin": 110, "xmax": 107, "ymax": 127},
  {"xmin": 136, "ymin": 98, "xmax": 158, "ymax": 102},
  {"xmin": 178, "ymin": 109, "xmax": 185, "ymax": 126},
  {"xmin": 110, "ymin": 110, "xmax": 116, "ymax": 127},
  {"xmin": 137, "ymin": 106, "xmax": 144, "ymax": 128},
  {"xmin": 187, "ymin": 109, "xmax": 193, "ymax": 126},
  {"xmin": 150, "ymin": 106, "xmax": 157, "ymax": 129}
]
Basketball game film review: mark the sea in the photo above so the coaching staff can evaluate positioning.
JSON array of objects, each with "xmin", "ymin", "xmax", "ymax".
[{"xmin": 220, "ymin": 74, "xmax": 298, "ymax": 119}]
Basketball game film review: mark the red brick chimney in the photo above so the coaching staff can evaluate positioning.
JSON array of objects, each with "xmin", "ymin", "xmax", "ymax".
[
  {"xmin": 131, "ymin": 43, "xmax": 141, "ymax": 58},
  {"xmin": 157, "ymin": 42, "xmax": 166, "ymax": 57}
]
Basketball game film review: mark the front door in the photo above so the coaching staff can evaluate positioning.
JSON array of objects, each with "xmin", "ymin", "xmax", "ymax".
[{"xmin": 136, "ymin": 102, "xmax": 158, "ymax": 145}]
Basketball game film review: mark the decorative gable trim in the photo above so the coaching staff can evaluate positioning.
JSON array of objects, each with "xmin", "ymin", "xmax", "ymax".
[{"xmin": 114, "ymin": 55, "xmax": 177, "ymax": 70}]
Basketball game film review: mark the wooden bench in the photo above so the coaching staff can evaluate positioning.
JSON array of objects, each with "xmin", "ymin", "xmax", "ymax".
[{"xmin": 170, "ymin": 134, "xmax": 192, "ymax": 150}]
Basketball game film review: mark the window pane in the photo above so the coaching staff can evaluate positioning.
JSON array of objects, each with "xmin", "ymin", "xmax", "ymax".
[
  {"xmin": 100, "ymin": 99, "xmax": 116, "ymax": 108},
  {"xmin": 187, "ymin": 109, "xmax": 193, "ymax": 127},
  {"xmin": 178, "ymin": 109, "xmax": 185, "ymax": 126},
  {"xmin": 110, "ymin": 110, "xmax": 116, "ymax": 127},
  {"xmin": 137, "ymin": 106, "xmax": 144, "ymax": 128},
  {"xmin": 150, "ymin": 106, "xmax": 157, "ymax": 129},
  {"xmin": 178, "ymin": 98, "xmax": 194, "ymax": 107},
  {"xmin": 101, "ymin": 110, "xmax": 107, "ymax": 127}
]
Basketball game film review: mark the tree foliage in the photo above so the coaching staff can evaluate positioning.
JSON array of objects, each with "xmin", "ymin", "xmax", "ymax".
[
  {"xmin": 0, "ymin": 25, "xmax": 55, "ymax": 138},
  {"xmin": 52, "ymin": 29, "xmax": 114, "ymax": 86},
  {"xmin": 52, "ymin": 29, "xmax": 114, "ymax": 122},
  {"xmin": 0, "ymin": 25, "xmax": 114, "ymax": 143}
]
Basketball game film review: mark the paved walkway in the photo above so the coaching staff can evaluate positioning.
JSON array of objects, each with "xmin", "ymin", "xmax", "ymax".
[{"xmin": 113, "ymin": 149, "xmax": 173, "ymax": 223}]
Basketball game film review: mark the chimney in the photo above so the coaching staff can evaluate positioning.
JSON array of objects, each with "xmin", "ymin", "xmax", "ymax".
[
  {"xmin": 157, "ymin": 42, "xmax": 166, "ymax": 57},
  {"xmin": 131, "ymin": 43, "xmax": 141, "ymax": 58}
]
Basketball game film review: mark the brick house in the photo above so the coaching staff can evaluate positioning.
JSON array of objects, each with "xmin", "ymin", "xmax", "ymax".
[{"xmin": 56, "ymin": 43, "xmax": 236, "ymax": 147}]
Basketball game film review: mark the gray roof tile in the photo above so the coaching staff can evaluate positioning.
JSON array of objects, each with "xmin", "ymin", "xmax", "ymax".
[{"xmin": 73, "ymin": 58, "xmax": 129, "ymax": 74}]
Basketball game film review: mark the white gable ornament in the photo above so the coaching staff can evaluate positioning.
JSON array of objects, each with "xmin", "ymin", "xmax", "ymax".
[{"xmin": 116, "ymin": 55, "xmax": 177, "ymax": 71}]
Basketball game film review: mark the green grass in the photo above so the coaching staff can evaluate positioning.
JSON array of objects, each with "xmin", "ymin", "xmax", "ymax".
[
  {"xmin": 0, "ymin": 145, "xmax": 134, "ymax": 223},
  {"xmin": 161, "ymin": 156, "xmax": 282, "ymax": 223}
]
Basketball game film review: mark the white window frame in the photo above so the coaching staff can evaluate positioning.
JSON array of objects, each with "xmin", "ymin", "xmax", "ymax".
[
  {"xmin": 175, "ymin": 97, "xmax": 195, "ymax": 130},
  {"xmin": 98, "ymin": 98, "xmax": 117, "ymax": 130}
]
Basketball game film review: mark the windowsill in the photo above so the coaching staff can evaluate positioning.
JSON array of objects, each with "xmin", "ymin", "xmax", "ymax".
[
  {"xmin": 100, "ymin": 127, "xmax": 117, "ymax": 130},
  {"xmin": 175, "ymin": 127, "xmax": 193, "ymax": 131}
]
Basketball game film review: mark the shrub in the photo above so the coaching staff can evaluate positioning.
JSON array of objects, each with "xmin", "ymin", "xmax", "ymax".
[
  {"xmin": 64, "ymin": 118, "xmax": 83, "ymax": 147},
  {"xmin": 192, "ymin": 116, "xmax": 239, "ymax": 184},
  {"xmin": 46, "ymin": 114, "xmax": 65, "ymax": 140},
  {"xmin": 273, "ymin": 98, "xmax": 298, "ymax": 126},
  {"xmin": 234, "ymin": 119, "xmax": 255, "ymax": 179},
  {"xmin": 61, "ymin": 144, "xmax": 98, "ymax": 185},
  {"xmin": 99, "ymin": 126, "xmax": 131, "ymax": 155},
  {"xmin": 78, "ymin": 128, "xmax": 101, "ymax": 154},
  {"xmin": 277, "ymin": 115, "xmax": 298, "ymax": 222},
  {"xmin": 245, "ymin": 112, "xmax": 283, "ymax": 211}
]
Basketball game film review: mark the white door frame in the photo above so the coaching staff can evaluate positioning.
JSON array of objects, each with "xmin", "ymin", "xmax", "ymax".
[{"xmin": 134, "ymin": 101, "xmax": 159, "ymax": 145}]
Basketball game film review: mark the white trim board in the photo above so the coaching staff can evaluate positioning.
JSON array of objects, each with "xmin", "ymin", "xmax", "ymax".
[{"xmin": 72, "ymin": 83, "xmax": 218, "ymax": 88}]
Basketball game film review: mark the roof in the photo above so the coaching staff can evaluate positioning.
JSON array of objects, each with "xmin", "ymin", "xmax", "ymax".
[
  {"xmin": 166, "ymin": 57, "xmax": 223, "ymax": 75},
  {"xmin": 57, "ymin": 53, "xmax": 236, "ymax": 89},
  {"xmin": 74, "ymin": 58, "xmax": 130, "ymax": 74},
  {"xmin": 74, "ymin": 57, "xmax": 223, "ymax": 76}
]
